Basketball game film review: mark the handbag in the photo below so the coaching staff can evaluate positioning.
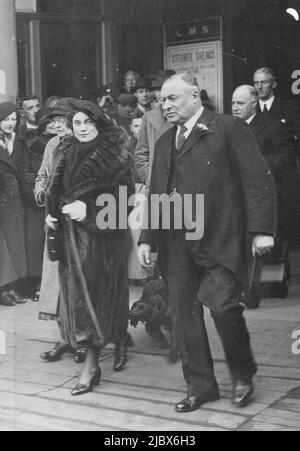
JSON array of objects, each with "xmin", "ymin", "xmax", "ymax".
[
  {"xmin": 260, "ymin": 259, "xmax": 289, "ymax": 299},
  {"xmin": 248, "ymin": 254, "xmax": 289, "ymax": 305}
]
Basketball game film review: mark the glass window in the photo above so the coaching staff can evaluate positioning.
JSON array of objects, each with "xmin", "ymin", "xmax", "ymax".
[{"xmin": 17, "ymin": 20, "xmax": 31, "ymax": 98}]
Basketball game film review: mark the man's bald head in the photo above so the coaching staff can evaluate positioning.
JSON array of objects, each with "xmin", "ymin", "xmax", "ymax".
[
  {"xmin": 161, "ymin": 72, "xmax": 202, "ymax": 125},
  {"xmin": 164, "ymin": 73, "xmax": 200, "ymax": 90},
  {"xmin": 232, "ymin": 85, "xmax": 258, "ymax": 120}
]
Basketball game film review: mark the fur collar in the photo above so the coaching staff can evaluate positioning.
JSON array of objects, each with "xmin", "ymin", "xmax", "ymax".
[{"xmin": 47, "ymin": 126, "xmax": 133, "ymax": 213}]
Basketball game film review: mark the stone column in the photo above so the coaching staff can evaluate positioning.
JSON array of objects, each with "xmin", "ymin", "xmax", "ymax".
[{"xmin": 0, "ymin": 0, "xmax": 18, "ymax": 102}]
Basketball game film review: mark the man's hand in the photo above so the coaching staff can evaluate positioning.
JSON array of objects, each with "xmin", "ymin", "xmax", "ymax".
[
  {"xmin": 252, "ymin": 235, "xmax": 275, "ymax": 256},
  {"xmin": 99, "ymin": 95, "xmax": 113, "ymax": 108},
  {"xmin": 138, "ymin": 243, "xmax": 152, "ymax": 268},
  {"xmin": 62, "ymin": 201, "xmax": 87, "ymax": 222},
  {"xmin": 46, "ymin": 214, "xmax": 58, "ymax": 230}
]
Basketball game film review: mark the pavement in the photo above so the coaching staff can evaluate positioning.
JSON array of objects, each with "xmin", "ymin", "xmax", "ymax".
[{"xmin": 0, "ymin": 270, "xmax": 300, "ymax": 431}]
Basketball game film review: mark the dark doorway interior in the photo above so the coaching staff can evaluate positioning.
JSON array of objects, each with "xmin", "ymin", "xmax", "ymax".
[{"xmin": 40, "ymin": 21, "xmax": 101, "ymax": 100}]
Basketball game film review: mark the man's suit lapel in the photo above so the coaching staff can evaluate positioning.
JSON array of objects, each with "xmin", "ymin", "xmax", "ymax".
[
  {"xmin": 158, "ymin": 126, "xmax": 176, "ymax": 169},
  {"xmin": 179, "ymin": 108, "xmax": 216, "ymax": 158},
  {"xmin": 249, "ymin": 113, "xmax": 266, "ymax": 137},
  {"xmin": 269, "ymin": 97, "xmax": 281, "ymax": 116}
]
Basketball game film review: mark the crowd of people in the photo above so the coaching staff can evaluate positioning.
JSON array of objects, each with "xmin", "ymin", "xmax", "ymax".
[{"xmin": 0, "ymin": 65, "xmax": 299, "ymax": 410}]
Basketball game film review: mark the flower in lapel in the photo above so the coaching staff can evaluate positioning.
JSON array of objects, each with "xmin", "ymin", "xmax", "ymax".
[
  {"xmin": 197, "ymin": 123, "xmax": 209, "ymax": 132},
  {"xmin": 195, "ymin": 123, "xmax": 214, "ymax": 138}
]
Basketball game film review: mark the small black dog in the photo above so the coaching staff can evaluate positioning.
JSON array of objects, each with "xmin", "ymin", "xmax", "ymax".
[{"xmin": 129, "ymin": 277, "xmax": 178, "ymax": 363}]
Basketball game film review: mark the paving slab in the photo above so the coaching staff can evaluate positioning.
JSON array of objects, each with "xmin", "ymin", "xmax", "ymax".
[{"xmin": 0, "ymin": 281, "xmax": 300, "ymax": 431}]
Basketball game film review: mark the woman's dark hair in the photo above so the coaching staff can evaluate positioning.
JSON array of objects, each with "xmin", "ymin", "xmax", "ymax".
[
  {"xmin": 0, "ymin": 109, "xmax": 20, "ymax": 136},
  {"xmin": 130, "ymin": 110, "xmax": 144, "ymax": 123},
  {"xmin": 68, "ymin": 99, "xmax": 113, "ymax": 132},
  {"xmin": 18, "ymin": 95, "xmax": 40, "ymax": 110}
]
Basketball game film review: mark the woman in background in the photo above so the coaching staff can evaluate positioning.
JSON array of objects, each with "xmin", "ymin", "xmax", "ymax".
[
  {"xmin": 18, "ymin": 107, "xmax": 58, "ymax": 302},
  {"xmin": 0, "ymin": 102, "xmax": 27, "ymax": 306}
]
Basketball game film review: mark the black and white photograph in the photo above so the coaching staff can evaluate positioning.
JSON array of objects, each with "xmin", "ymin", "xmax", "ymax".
[{"xmin": 0, "ymin": 0, "xmax": 300, "ymax": 433}]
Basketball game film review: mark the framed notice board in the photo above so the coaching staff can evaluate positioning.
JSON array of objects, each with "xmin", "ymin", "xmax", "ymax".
[{"xmin": 164, "ymin": 17, "xmax": 224, "ymax": 112}]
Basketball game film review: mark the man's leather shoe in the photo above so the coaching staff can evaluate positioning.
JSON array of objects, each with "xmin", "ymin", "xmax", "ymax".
[
  {"xmin": 175, "ymin": 395, "xmax": 219, "ymax": 413},
  {"xmin": 232, "ymin": 381, "xmax": 254, "ymax": 407},
  {"xmin": 40, "ymin": 342, "xmax": 71, "ymax": 362}
]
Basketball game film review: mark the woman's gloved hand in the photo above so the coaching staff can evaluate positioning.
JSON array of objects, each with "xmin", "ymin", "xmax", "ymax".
[
  {"xmin": 46, "ymin": 214, "xmax": 58, "ymax": 230},
  {"xmin": 62, "ymin": 201, "xmax": 87, "ymax": 222}
]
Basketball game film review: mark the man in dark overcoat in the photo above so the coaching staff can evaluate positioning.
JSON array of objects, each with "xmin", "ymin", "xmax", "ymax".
[
  {"xmin": 138, "ymin": 73, "xmax": 277, "ymax": 413},
  {"xmin": 254, "ymin": 67, "xmax": 300, "ymax": 150},
  {"xmin": 233, "ymin": 85, "xmax": 298, "ymax": 304}
]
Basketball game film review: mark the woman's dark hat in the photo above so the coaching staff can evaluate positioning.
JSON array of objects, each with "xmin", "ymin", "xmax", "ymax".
[
  {"xmin": 48, "ymin": 97, "xmax": 75, "ymax": 117},
  {"xmin": 0, "ymin": 102, "xmax": 17, "ymax": 122},
  {"xmin": 68, "ymin": 98, "xmax": 112, "ymax": 128}
]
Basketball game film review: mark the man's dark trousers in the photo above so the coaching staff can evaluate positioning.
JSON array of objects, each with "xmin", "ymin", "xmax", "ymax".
[{"xmin": 164, "ymin": 231, "xmax": 257, "ymax": 399}]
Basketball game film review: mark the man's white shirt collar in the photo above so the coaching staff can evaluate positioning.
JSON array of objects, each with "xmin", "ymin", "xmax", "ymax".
[
  {"xmin": 176, "ymin": 106, "xmax": 204, "ymax": 140},
  {"xmin": 26, "ymin": 122, "xmax": 38, "ymax": 130},
  {"xmin": 246, "ymin": 113, "xmax": 257, "ymax": 125},
  {"xmin": 138, "ymin": 104, "xmax": 146, "ymax": 114},
  {"xmin": 259, "ymin": 96, "xmax": 275, "ymax": 112}
]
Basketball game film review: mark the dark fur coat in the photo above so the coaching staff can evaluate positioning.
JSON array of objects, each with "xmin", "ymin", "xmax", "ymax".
[{"xmin": 46, "ymin": 126, "xmax": 134, "ymax": 348}]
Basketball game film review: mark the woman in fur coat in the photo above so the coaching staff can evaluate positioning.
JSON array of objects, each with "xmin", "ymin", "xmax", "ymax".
[{"xmin": 46, "ymin": 99, "xmax": 134, "ymax": 396}]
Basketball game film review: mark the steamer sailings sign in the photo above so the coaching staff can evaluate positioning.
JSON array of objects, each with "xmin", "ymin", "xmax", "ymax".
[{"xmin": 166, "ymin": 41, "xmax": 224, "ymax": 112}]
